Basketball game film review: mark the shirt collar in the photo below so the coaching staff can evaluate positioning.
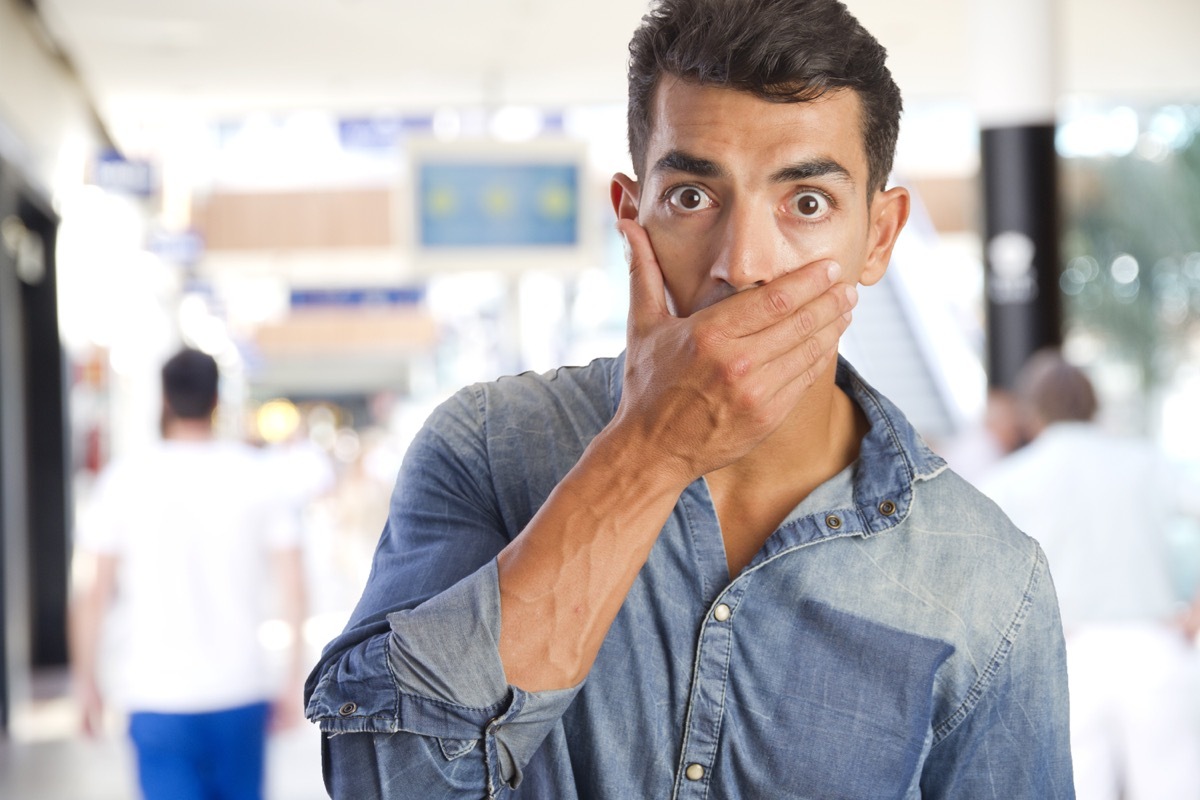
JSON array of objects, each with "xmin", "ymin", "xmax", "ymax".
[{"xmin": 836, "ymin": 356, "xmax": 947, "ymax": 537}]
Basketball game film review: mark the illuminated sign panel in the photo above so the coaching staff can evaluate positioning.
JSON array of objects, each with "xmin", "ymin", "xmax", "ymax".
[{"xmin": 417, "ymin": 162, "xmax": 579, "ymax": 248}]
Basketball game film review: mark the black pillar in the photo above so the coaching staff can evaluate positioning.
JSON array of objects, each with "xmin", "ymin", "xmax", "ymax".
[
  {"xmin": 0, "ymin": 157, "xmax": 31, "ymax": 731},
  {"xmin": 0, "ymin": 156, "xmax": 68, "ymax": 731},
  {"xmin": 969, "ymin": 0, "xmax": 1063, "ymax": 390},
  {"xmin": 20, "ymin": 193, "xmax": 70, "ymax": 668},
  {"xmin": 981, "ymin": 124, "xmax": 1063, "ymax": 389}
]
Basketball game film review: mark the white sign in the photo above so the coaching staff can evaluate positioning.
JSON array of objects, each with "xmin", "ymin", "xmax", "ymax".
[{"xmin": 987, "ymin": 231, "xmax": 1039, "ymax": 304}]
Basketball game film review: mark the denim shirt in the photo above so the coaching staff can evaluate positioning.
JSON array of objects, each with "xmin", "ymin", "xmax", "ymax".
[{"xmin": 306, "ymin": 356, "xmax": 1074, "ymax": 799}]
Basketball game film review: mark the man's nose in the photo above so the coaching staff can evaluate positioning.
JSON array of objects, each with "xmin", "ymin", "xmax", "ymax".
[{"xmin": 710, "ymin": 204, "xmax": 783, "ymax": 291}]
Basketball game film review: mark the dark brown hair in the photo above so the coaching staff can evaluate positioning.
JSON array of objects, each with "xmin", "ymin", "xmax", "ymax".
[
  {"xmin": 1015, "ymin": 348, "xmax": 1098, "ymax": 426},
  {"xmin": 626, "ymin": 0, "xmax": 902, "ymax": 193},
  {"xmin": 162, "ymin": 348, "xmax": 219, "ymax": 420}
]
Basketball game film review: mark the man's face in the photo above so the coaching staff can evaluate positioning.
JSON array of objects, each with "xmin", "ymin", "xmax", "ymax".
[{"xmin": 612, "ymin": 77, "xmax": 908, "ymax": 317}]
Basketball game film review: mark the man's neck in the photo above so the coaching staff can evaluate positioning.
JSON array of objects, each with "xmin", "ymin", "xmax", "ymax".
[
  {"xmin": 711, "ymin": 360, "xmax": 864, "ymax": 491},
  {"xmin": 163, "ymin": 419, "xmax": 215, "ymax": 442},
  {"xmin": 705, "ymin": 360, "xmax": 867, "ymax": 575}
]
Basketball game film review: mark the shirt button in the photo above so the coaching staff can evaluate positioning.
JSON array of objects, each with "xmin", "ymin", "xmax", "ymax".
[
  {"xmin": 713, "ymin": 604, "xmax": 732, "ymax": 622},
  {"xmin": 825, "ymin": 514, "xmax": 843, "ymax": 529},
  {"xmin": 338, "ymin": 702, "xmax": 357, "ymax": 716},
  {"xmin": 685, "ymin": 763, "xmax": 705, "ymax": 781},
  {"xmin": 879, "ymin": 499, "xmax": 897, "ymax": 516}
]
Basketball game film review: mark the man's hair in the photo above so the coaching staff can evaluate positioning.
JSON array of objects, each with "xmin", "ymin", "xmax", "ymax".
[
  {"xmin": 1015, "ymin": 348, "xmax": 1098, "ymax": 426},
  {"xmin": 626, "ymin": 0, "xmax": 902, "ymax": 194},
  {"xmin": 161, "ymin": 347, "xmax": 219, "ymax": 420}
]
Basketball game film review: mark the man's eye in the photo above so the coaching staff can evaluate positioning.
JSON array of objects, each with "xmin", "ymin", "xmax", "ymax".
[
  {"xmin": 791, "ymin": 191, "xmax": 830, "ymax": 219},
  {"xmin": 666, "ymin": 186, "xmax": 714, "ymax": 212}
]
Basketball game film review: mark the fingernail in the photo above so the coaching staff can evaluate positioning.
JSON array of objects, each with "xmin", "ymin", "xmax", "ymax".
[
  {"xmin": 621, "ymin": 232, "xmax": 631, "ymax": 264},
  {"xmin": 826, "ymin": 262, "xmax": 842, "ymax": 282},
  {"xmin": 844, "ymin": 284, "xmax": 858, "ymax": 305}
]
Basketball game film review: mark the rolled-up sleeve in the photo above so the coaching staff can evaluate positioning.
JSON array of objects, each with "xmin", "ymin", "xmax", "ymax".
[
  {"xmin": 305, "ymin": 387, "xmax": 583, "ymax": 798},
  {"xmin": 307, "ymin": 562, "xmax": 581, "ymax": 797}
]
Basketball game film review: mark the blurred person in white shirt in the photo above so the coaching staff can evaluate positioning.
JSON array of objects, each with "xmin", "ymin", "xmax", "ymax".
[
  {"xmin": 70, "ymin": 347, "xmax": 308, "ymax": 800},
  {"xmin": 981, "ymin": 348, "xmax": 1200, "ymax": 800},
  {"xmin": 937, "ymin": 386, "xmax": 1025, "ymax": 486}
]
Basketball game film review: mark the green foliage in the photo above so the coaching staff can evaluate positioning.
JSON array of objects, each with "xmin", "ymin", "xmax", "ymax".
[{"xmin": 1060, "ymin": 106, "xmax": 1200, "ymax": 400}]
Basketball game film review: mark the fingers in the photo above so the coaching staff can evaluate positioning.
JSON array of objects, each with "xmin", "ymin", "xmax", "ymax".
[
  {"xmin": 756, "ymin": 279, "xmax": 856, "ymax": 361},
  {"xmin": 618, "ymin": 219, "xmax": 668, "ymax": 330},
  {"xmin": 760, "ymin": 293, "xmax": 854, "ymax": 404},
  {"xmin": 701, "ymin": 277, "xmax": 852, "ymax": 415},
  {"xmin": 694, "ymin": 271, "xmax": 855, "ymax": 375},
  {"xmin": 697, "ymin": 258, "xmax": 845, "ymax": 340},
  {"xmin": 616, "ymin": 220, "xmax": 856, "ymax": 415}
]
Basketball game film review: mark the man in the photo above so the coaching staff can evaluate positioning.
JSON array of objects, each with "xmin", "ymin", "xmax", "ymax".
[
  {"xmin": 306, "ymin": 1, "xmax": 1073, "ymax": 797},
  {"xmin": 981, "ymin": 349, "xmax": 1200, "ymax": 800},
  {"xmin": 71, "ymin": 348, "xmax": 308, "ymax": 800}
]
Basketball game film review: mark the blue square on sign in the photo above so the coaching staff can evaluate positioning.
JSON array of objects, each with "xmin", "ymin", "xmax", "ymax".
[{"xmin": 418, "ymin": 162, "xmax": 579, "ymax": 247}]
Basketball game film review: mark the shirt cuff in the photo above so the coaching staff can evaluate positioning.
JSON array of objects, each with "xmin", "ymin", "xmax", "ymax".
[{"xmin": 308, "ymin": 560, "xmax": 583, "ymax": 789}]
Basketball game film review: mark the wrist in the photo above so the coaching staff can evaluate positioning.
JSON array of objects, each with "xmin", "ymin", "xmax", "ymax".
[{"xmin": 588, "ymin": 416, "xmax": 696, "ymax": 499}]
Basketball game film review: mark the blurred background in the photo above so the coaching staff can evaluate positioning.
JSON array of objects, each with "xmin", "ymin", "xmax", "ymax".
[{"xmin": 1, "ymin": 0, "xmax": 1199, "ymax": 797}]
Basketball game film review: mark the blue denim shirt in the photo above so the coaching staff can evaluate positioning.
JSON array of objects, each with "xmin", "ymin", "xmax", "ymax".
[{"xmin": 306, "ymin": 356, "xmax": 1073, "ymax": 799}]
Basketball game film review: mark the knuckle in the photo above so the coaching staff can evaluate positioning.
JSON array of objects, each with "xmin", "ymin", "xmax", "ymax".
[
  {"xmin": 691, "ymin": 323, "xmax": 725, "ymax": 355},
  {"xmin": 715, "ymin": 361, "xmax": 738, "ymax": 386},
  {"xmin": 796, "ymin": 358, "xmax": 821, "ymax": 391},
  {"xmin": 764, "ymin": 287, "xmax": 792, "ymax": 317},
  {"xmin": 803, "ymin": 335, "xmax": 824, "ymax": 366},
  {"xmin": 720, "ymin": 354, "xmax": 752, "ymax": 382},
  {"xmin": 792, "ymin": 308, "xmax": 817, "ymax": 339},
  {"xmin": 734, "ymin": 382, "xmax": 766, "ymax": 413}
]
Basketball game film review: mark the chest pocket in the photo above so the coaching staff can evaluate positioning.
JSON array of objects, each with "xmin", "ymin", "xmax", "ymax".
[{"xmin": 713, "ymin": 599, "xmax": 952, "ymax": 799}]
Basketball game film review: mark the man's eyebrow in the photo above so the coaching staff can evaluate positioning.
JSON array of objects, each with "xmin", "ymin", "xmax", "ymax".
[
  {"xmin": 652, "ymin": 151, "xmax": 855, "ymax": 187},
  {"xmin": 652, "ymin": 150, "xmax": 726, "ymax": 178},
  {"xmin": 770, "ymin": 158, "xmax": 855, "ymax": 187}
]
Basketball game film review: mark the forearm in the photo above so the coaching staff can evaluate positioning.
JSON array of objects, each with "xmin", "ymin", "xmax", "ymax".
[
  {"xmin": 496, "ymin": 423, "xmax": 689, "ymax": 692},
  {"xmin": 68, "ymin": 592, "xmax": 103, "ymax": 688},
  {"xmin": 68, "ymin": 553, "xmax": 116, "ymax": 735},
  {"xmin": 68, "ymin": 553, "xmax": 115, "ymax": 682}
]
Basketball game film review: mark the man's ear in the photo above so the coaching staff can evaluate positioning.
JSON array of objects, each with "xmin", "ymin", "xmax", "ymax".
[
  {"xmin": 859, "ymin": 185, "xmax": 910, "ymax": 286},
  {"xmin": 610, "ymin": 173, "xmax": 641, "ymax": 222}
]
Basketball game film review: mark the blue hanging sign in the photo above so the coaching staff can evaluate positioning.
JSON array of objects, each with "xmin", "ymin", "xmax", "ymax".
[
  {"xmin": 417, "ymin": 161, "xmax": 579, "ymax": 248},
  {"xmin": 93, "ymin": 150, "xmax": 157, "ymax": 197}
]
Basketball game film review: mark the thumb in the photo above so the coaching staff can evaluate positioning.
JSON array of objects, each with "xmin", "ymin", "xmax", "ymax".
[{"xmin": 617, "ymin": 219, "xmax": 668, "ymax": 329}]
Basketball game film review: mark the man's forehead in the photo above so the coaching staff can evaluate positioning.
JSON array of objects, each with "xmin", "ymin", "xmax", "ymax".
[
  {"xmin": 645, "ymin": 78, "xmax": 869, "ymax": 180},
  {"xmin": 648, "ymin": 75, "xmax": 862, "ymax": 129}
]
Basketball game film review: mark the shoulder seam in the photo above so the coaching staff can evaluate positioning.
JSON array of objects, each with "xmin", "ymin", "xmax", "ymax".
[{"xmin": 929, "ymin": 542, "xmax": 1044, "ymax": 746}]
